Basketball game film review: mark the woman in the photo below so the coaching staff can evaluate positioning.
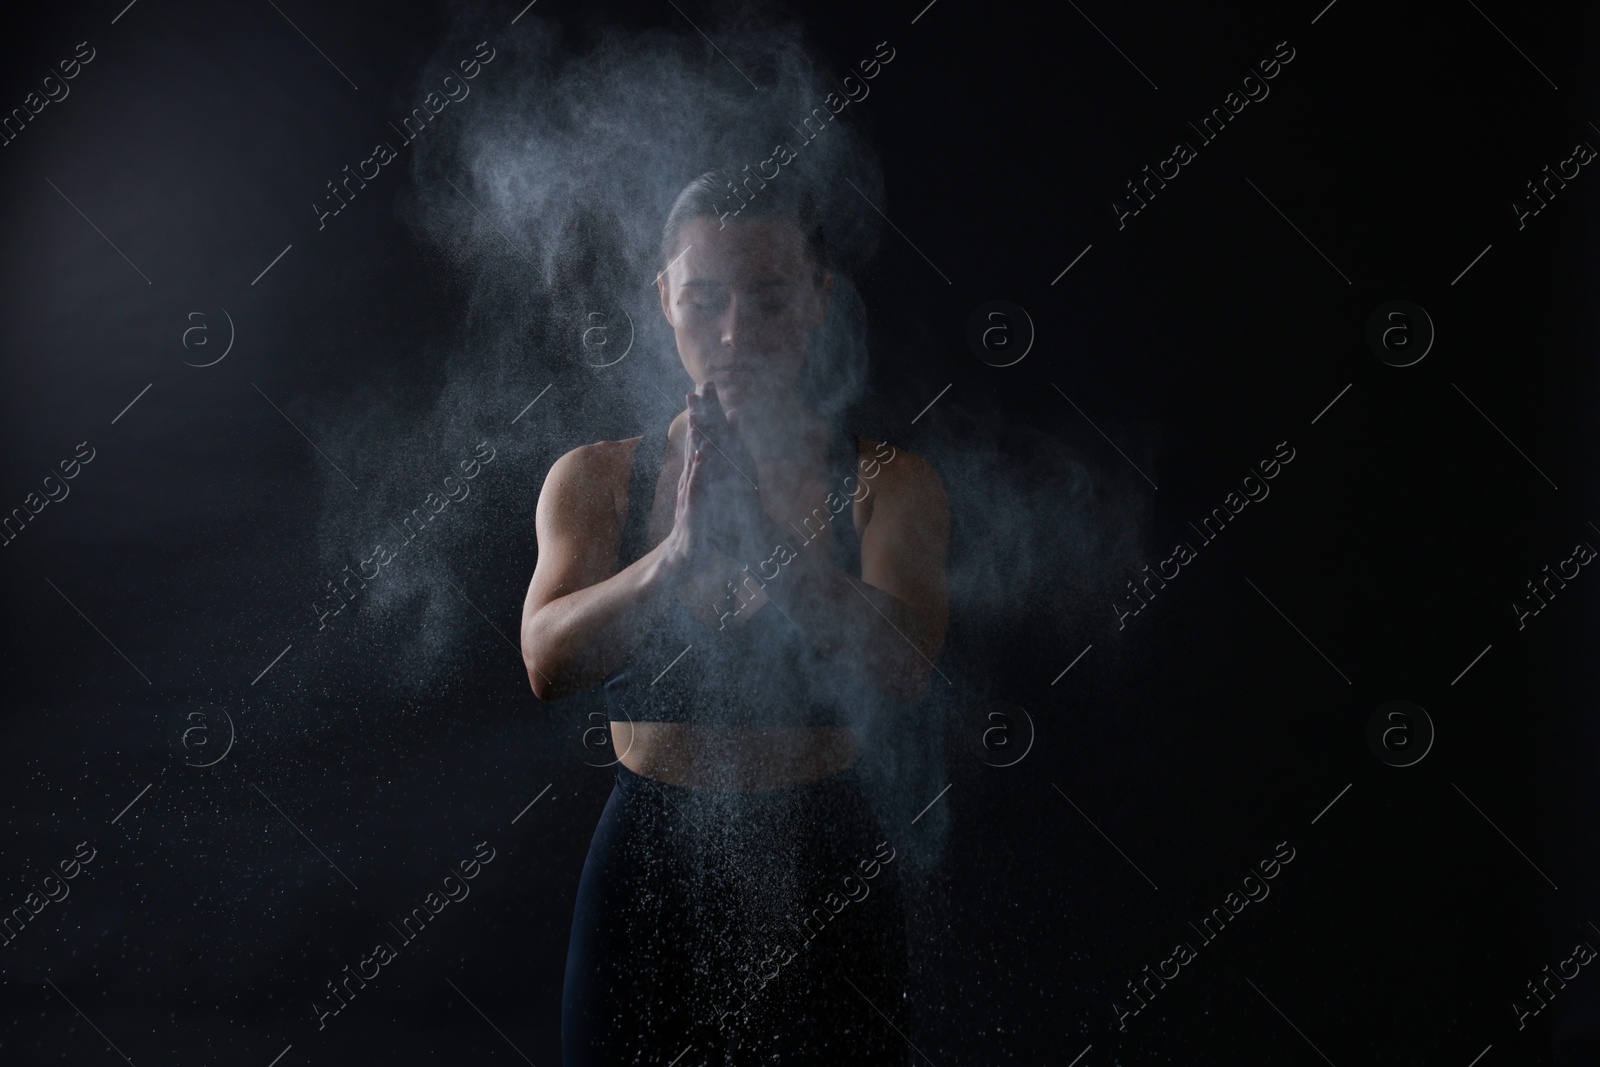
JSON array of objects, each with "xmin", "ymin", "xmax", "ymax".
[{"xmin": 521, "ymin": 169, "xmax": 949, "ymax": 1065}]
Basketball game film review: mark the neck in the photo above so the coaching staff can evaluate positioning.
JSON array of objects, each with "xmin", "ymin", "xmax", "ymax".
[
  {"xmin": 674, "ymin": 389, "xmax": 825, "ymax": 475},
  {"xmin": 739, "ymin": 398, "xmax": 822, "ymax": 468}
]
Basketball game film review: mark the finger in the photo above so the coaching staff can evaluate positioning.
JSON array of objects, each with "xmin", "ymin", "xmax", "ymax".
[
  {"xmin": 685, "ymin": 398, "xmax": 705, "ymax": 452},
  {"xmin": 688, "ymin": 410, "xmax": 718, "ymax": 465},
  {"xmin": 686, "ymin": 451, "xmax": 711, "ymax": 508},
  {"xmin": 691, "ymin": 393, "xmax": 719, "ymax": 436},
  {"xmin": 701, "ymin": 383, "xmax": 729, "ymax": 432},
  {"xmin": 678, "ymin": 453, "xmax": 695, "ymax": 508},
  {"xmin": 695, "ymin": 409, "xmax": 724, "ymax": 453}
]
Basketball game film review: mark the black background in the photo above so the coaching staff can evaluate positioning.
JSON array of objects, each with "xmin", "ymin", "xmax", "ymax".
[{"xmin": 1, "ymin": 0, "xmax": 1596, "ymax": 1064}]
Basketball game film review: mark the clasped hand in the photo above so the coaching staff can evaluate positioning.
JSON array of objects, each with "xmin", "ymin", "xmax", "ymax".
[{"xmin": 671, "ymin": 381, "xmax": 772, "ymax": 566}]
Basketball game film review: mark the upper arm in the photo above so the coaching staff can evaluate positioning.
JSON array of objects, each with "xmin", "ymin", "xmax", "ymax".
[
  {"xmin": 522, "ymin": 442, "xmax": 626, "ymax": 631},
  {"xmin": 856, "ymin": 443, "xmax": 950, "ymax": 665}
]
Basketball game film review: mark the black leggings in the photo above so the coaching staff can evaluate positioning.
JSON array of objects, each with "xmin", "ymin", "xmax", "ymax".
[{"xmin": 562, "ymin": 762, "xmax": 909, "ymax": 1065}]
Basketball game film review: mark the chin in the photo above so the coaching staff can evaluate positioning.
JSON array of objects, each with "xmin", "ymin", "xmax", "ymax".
[{"xmin": 711, "ymin": 376, "xmax": 754, "ymax": 400}]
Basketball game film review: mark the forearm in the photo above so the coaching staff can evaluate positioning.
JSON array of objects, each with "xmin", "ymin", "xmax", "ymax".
[{"xmin": 522, "ymin": 541, "xmax": 686, "ymax": 700}]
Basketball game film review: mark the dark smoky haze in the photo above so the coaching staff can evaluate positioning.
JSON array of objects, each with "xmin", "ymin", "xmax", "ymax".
[{"xmin": 2, "ymin": 0, "xmax": 1597, "ymax": 1062}]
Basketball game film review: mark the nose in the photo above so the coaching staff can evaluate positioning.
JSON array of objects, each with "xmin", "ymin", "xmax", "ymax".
[{"xmin": 718, "ymin": 294, "xmax": 758, "ymax": 349}]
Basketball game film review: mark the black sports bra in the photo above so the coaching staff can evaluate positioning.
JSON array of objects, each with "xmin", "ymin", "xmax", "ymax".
[{"xmin": 602, "ymin": 419, "xmax": 864, "ymax": 727}]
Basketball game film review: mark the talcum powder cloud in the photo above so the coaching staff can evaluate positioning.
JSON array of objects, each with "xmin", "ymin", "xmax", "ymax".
[
  {"xmin": 301, "ymin": 4, "xmax": 1154, "ymax": 847},
  {"xmin": 308, "ymin": 6, "xmax": 893, "ymax": 682}
]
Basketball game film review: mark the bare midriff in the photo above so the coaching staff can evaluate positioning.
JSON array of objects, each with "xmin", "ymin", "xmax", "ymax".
[{"xmin": 610, "ymin": 721, "xmax": 860, "ymax": 790}]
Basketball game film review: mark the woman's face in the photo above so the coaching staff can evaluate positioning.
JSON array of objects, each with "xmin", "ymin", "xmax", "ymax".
[{"xmin": 657, "ymin": 215, "xmax": 832, "ymax": 414}]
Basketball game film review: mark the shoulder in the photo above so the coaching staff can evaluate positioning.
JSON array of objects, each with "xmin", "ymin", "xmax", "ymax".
[
  {"xmin": 855, "ymin": 437, "xmax": 944, "ymax": 503},
  {"xmin": 543, "ymin": 437, "xmax": 636, "ymax": 489},
  {"xmin": 547, "ymin": 413, "xmax": 683, "ymax": 485},
  {"xmin": 538, "ymin": 437, "xmax": 643, "ymax": 526},
  {"xmin": 852, "ymin": 436, "xmax": 947, "ymax": 534}
]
